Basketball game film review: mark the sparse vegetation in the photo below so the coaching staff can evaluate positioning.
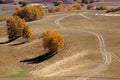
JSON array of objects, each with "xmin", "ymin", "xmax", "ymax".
[
  {"xmin": 1, "ymin": 70, "xmax": 29, "ymax": 78},
  {"xmin": 42, "ymin": 30, "xmax": 64, "ymax": 52}
]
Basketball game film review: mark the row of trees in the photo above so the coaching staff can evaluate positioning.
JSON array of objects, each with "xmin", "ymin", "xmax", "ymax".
[
  {"xmin": 46, "ymin": 0, "xmax": 111, "ymax": 13},
  {"xmin": 47, "ymin": 0, "xmax": 83, "ymax": 13},
  {"xmin": 1, "ymin": 1, "xmax": 63, "ymax": 62},
  {"xmin": 6, "ymin": 16, "xmax": 64, "ymax": 51},
  {"xmin": 0, "ymin": 2, "xmax": 65, "ymax": 53},
  {"xmin": 87, "ymin": 3, "xmax": 111, "ymax": 10},
  {"xmin": 1, "ymin": 16, "xmax": 64, "ymax": 52}
]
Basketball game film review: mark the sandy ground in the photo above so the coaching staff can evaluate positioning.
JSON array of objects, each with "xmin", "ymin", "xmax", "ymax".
[{"xmin": 0, "ymin": 10, "xmax": 120, "ymax": 80}]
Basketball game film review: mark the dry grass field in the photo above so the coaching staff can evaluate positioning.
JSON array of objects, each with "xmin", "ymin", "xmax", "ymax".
[{"xmin": 0, "ymin": 10, "xmax": 120, "ymax": 80}]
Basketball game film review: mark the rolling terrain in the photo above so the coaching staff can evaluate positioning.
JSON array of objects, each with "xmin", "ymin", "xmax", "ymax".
[{"xmin": 0, "ymin": 9, "xmax": 120, "ymax": 80}]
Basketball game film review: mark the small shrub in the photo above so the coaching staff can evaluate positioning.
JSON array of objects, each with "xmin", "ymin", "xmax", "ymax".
[
  {"xmin": 73, "ymin": 4, "xmax": 83, "ymax": 10},
  {"xmin": 96, "ymin": 6, "xmax": 111, "ymax": 10},
  {"xmin": 42, "ymin": 30, "xmax": 64, "ymax": 51},
  {"xmin": 102, "ymin": 6, "xmax": 111, "ymax": 10},
  {"xmin": 55, "ymin": 4, "xmax": 66, "ymax": 12},
  {"xmin": 87, "ymin": 4, "xmax": 96, "ymax": 10}
]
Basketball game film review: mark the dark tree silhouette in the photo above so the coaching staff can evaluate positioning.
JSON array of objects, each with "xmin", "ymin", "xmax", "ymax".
[{"xmin": 20, "ymin": 50, "xmax": 57, "ymax": 64}]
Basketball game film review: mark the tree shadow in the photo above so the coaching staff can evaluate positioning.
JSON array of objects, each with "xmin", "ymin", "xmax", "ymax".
[
  {"xmin": 106, "ymin": 7, "xmax": 120, "ymax": 13},
  {"xmin": 9, "ymin": 40, "xmax": 28, "ymax": 46},
  {"xmin": 0, "ymin": 36, "xmax": 20, "ymax": 44},
  {"xmin": 20, "ymin": 50, "xmax": 57, "ymax": 64}
]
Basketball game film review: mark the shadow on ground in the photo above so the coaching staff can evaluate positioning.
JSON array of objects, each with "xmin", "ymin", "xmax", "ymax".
[
  {"xmin": 9, "ymin": 40, "xmax": 28, "ymax": 46},
  {"xmin": 20, "ymin": 50, "xmax": 57, "ymax": 64},
  {"xmin": 0, "ymin": 36, "xmax": 20, "ymax": 44}
]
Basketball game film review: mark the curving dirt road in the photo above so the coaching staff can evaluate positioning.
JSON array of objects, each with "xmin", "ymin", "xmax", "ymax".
[
  {"xmin": 31, "ymin": 12, "xmax": 120, "ymax": 79},
  {"xmin": 32, "ymin": 12, "xmax": 113, "ymax": 79},
  {"xmin": 1, "ymin": 11, "xmax": 120, "ymax": 80},
  {"xmin": 54, "ymin": 13, "xmax": 112, "ymax": 80}
]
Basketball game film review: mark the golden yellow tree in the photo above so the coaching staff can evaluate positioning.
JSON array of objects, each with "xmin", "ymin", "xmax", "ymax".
[
  {"xmin": 102, "ymin": 6, "xmax": 111, "ymax": 10},
  {"xmin": 42, "ymin": 30, "xmax": 64, "ymax": 52},
  {"xmin": 55, "ymin": 4, "xmax": 66, "ymax": 12},
  {"xmin": 66, "ymin": 6, "xmax": 74, "ymax": 11},
  {"xmin": 87, "ymin": 4, "xmax": 96, "ymax": 10},
  {"xmin": 33, "ymin": 5, "xmax": 46, "ymax": 16},
  {"xmin": 13, "ymin": 6, "xmax": 43, "ymax": 21},
  {"xmin": 6, "ymin": 16, "xmax": 32, "ymax": 40},
  {"xmin": 73, "ymin": 4, "xmax": 83, "ymax": 10}
]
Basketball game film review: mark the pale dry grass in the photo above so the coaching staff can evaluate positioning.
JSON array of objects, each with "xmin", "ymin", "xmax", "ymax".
[{"xmin": 0, "ymin": 10, "xmax": 120, "ymax": 79}]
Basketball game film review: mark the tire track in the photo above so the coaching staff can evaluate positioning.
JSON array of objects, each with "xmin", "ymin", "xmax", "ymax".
[
  {"xmin": 32, "ymin": 13, "xmax": 111, "ymax": 79},
  {"xmin": 54, "ymin": 13, "xmax": 112, "ymax": 80},
  {"xmin": 31, "ymin": 12, "xmax": 119, "ymax": 79},
  {"xmin": 79, "ymin": 13, "xmax": 120, "ymax": 63},
  {"xmin": 54, "ymin": 13, "xmax": 76, "ymax": 29}
]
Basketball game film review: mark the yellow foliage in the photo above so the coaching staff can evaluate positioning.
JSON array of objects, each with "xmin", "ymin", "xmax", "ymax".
[
  {"xmin": 102, "ymin": 6, "xmax": 111, "ymax": 10},
  {"xmin": 64, "ymin": 7, "xmax": 68, "ymax": 12},
  {"xmin": 22, "ymin": 26, "xmax": 32, "ymax": 39},
  {"xmin": 33, "ymin": 5, "xmax": 46, "ymax": 16},
  {"xmin": 0, "ymin": 16, "xmax": 8, "ymax": 22},
  {"xmin": 73, "ymin": 4, "xmax": 83, "ymax": 10},
  {"xmin": 66, "ymin": 6, "xmax": 74, "ymax": 11},
  {"xmin": 87, "ymin": 4, "xmax": 96, "ymax": 10},
  {"xmin": 6, "ymin": 16, "xmax": 32, "ymax": 39},
  {"xmin": 42, "ymin": 30, "xmax": 64, "ymax": 51},
  {"xmin": 55, "ymin": 4, "xmax": 65, "ymax": 12},
  {"xmin": 13, "ymin": 6, "xmax": 43, "ymax": 21},
  {"xmin": 14, "ymin": 6, "xmax": 22, "ymax": 12}
]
